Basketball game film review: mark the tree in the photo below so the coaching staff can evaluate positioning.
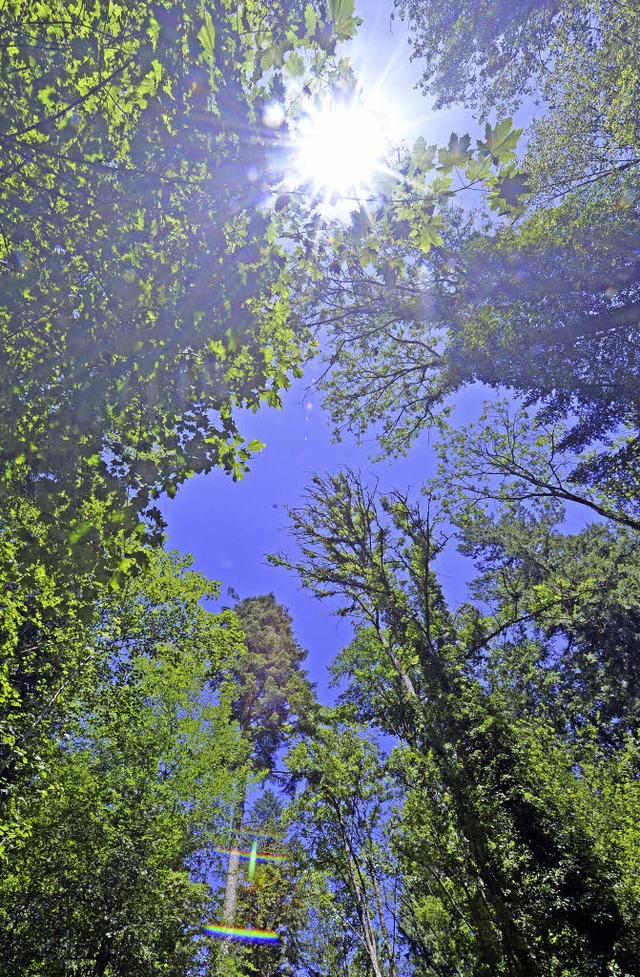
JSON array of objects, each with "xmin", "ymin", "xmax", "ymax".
[
  {"xmin": 0, "ymin": 550, "xmax": 251, "ymax": 975},
  {"xmin": 312, "ymin": 184, "xmax": 640, "ymax": 467},
  {"xmin": 286, "ymin": 722, "xmax": 406, "ymax": 977},
  {"xmin": 211, "ymin": 789, "xmax": 315, "ymax": 977},
  {"xmin": 229, "ymin": 595, "xmax": 317, "ymax": 772},
  {"xmin": 215, "ymin": 594, "xmax": 316, "ymax": 965},
  {"xmin": 431, "ymin": 401, "xmax": 640, "ymax": 533},
  {"xmin": 272, "ymin": 468, "xmax": 640, "ymax": 975},
  {"xmin": 427, "ymin": 422, "xmax": 640, "ymax": 748},
  {"xmin": 307, "ymin": 0, "xmax": 640, "ymax": 484},
  {"xmin": 0, "ymin": 0, "xmax": 339, "ymax": 588},
  {"xmin": 395, "ymin": 0, "xmax": 640, "ymax": 170}
]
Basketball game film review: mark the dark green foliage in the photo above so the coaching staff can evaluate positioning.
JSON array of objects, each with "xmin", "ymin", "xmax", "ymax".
[{"xmin": 230, "ymin": 594, "xmax": 317, "ymax": 770}]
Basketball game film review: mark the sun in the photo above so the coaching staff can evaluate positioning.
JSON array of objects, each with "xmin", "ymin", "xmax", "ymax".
[{"xmin": 291, "ymin": 95, "xmax": 390, "ymax": 202}]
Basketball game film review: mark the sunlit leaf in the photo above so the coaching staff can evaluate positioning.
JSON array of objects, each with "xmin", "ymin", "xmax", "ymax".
[
  {"xmin": 197, "ymin": 12, "xmax": 216, "ymax": 63},
  {"xmin": 477, "ymin": 118, "xmax": 522, "ymax": 165}
]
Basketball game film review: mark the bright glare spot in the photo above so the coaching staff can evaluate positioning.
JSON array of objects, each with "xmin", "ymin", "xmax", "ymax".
[
  {"xmin": 263, "ymin": 101, "xmax": 285, "ymax": 129},
  {"xmin": 292, "ymin": 96, "xmax": 390, "ymax": 201}
]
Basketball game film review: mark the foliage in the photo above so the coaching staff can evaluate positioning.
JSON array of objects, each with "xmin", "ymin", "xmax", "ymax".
[
  {"xmin": 307, "ymin": 0, "xmax": 640, "ymax": 487},
  {"xmin": 213, "ymin": 791, "xmax": 314, "ymax": 977},
  {"xmin": 311, "ymin": 187, "xmax": 640, "ymax": 464},
  {"xmin": 431, "ymin": 401, "xmax": 640, "ymax": 532},
  {"xmin": 286, "ymin": 723, "xmax": 406, "ymax": 977},
  {"xmin": 229, "ymin": 594, "xmax": 317, "ymax": 770},
  {"xmin": 3, "ymin": 1, "xmax": 640, "ymax": 973},
  {"xmin": 394, "ymin": 0, "xmax": 637, "ymax": 128},
  {"xmin": 394, "ymin": 0, "xmax": 640, "ymax": 248},
  {"xmin": 0, "ymin": 0, "xmax": 343, "ymax": 595},
  {"xmin": 213, "ymin": 595, "xmax": 317, "ymax": 973},
  {"xmin": 0, "ymin": 549, "xmax": 251, "ymax": 975},
  {"xmin": 0, "ymin": 0, "xmax": 346, "ymax": 847},
  {"xmin": 273, "ymin": 469, "xmax": 640, "ymax": 975},
  {"xmin": 0, "ymin": 0, "xmax": 529, "ymax": 839}
]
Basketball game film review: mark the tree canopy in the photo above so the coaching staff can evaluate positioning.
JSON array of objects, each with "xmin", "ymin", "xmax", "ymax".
[
  {"xmin": 1, "ymin": 0, "xmax": 639, "ymax": 973},
  {"xmin": 308, "ymin": 0, "xmax": 640, "ymax": 492},
  {"xmin": 274, "ymin": 468, "xmax": 640, "ymax": 975},
  {"xmin": 0, "ymin": 0, "xmax": 340, "ymax": 592}
]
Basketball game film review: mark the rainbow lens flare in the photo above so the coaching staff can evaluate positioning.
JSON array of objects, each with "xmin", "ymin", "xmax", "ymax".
[{"xmin": 203, "ymin": 924, "xmax": 279, "ymax": 944}]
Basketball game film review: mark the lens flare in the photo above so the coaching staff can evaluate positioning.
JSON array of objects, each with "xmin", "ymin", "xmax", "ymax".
[{"xmin": 203, "ymin": 924, "xmax": 279, "ymax": 944}]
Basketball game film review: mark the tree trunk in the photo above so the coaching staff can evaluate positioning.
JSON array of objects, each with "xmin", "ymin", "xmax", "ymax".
[
  {"xmin": 220, "ymin": 780, "xmax": 247, "ymax": 948},
  {"xmin": 92, "ymin": 934, "xmax": 112, "ymax": 977}
]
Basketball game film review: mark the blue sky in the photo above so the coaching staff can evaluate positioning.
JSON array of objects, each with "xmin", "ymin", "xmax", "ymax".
[
  {"xmin": 160, "ymin": 2, "xmax": 495, "ymax": 698},
  {"xmin": 161, "ymin": 381, "xmax": 472, "ymax": 700}
]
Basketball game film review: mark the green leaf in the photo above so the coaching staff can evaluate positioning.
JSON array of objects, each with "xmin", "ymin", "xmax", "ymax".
[
  {"xmin": 462, "ymin": 156, "xmax": 492, "ymax": 184},
  {"xmin": 266, "ymin": 219, "xmax": 279, "ymax": 244},
  {"xmin": 409, "ymin": 136, "xmax": 437, "ymax": 176},
  {"xmin": 247, "ymin": 439, "xmax": 266, "ymax": 453},
  {"xmin": 304, "ymin": 3, "xmax": 318, "ymax": 33},
  {"xmin": 37, "ymin": 86, "xmax": 56, "ymax": 110},
  {"xmin": 107, "ymin": 569, "xmax": 125, "ymax": 590},
  {"xmin": 329, "ymin": 0, "xmax": 362, "ymax": 40},
  {"xmin": 197, "ymin": 13, "xmax": 216, "ymax": 63},
  {"xmin": 417, "ymin": 218, "xmax": 444, "ymax": 253},
  {"xmin": 489, "ymin": 170, "xmax": 532, "ymax": 214},
  {"xmin": 477, "ymin": 118, "xmax": 522, "ymax": 165},
  {"xmin": 261, "ymin": 45, "xmax": 285, "ymax": 70},
  {"xmin": 285, "ymin": 51, "xmax": 305, "ymax": 77},
  {"xmin": 69, "ymin": 522, "xmax": 93, "ymax": 544},
  {"xmin": 438, "ymin": 132, "xmax": 472, "ymax": 171}
]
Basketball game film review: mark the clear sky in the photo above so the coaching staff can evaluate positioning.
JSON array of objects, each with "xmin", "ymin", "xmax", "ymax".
[{"xmin": 160, "ymin": 1, "xmax": 483, "ymax": 699}]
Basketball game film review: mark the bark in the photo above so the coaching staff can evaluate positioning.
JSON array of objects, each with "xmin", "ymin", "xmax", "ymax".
[
  {"xmin": 337, "ymin": 815, "xmax": 385, "ymax": 977},
  {"xmin": 220, "ymin": 781, "xmax": 247, "ymax": 951},
  {"xmin": 544, "ymin": 297, "xmax": 640, "ymax": 345}
]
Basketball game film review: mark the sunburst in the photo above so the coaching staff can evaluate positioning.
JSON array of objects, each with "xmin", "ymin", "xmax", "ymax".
[{"xmin": 290, "ymin": 93, "xmax": 391, "ymax": 204}]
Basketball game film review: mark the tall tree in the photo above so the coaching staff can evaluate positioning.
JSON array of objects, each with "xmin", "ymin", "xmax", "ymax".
[
  {"xmin": 216, "ymin": 594, "xmax": 316, "ymax": 960},
  {"xmin": 0, "ymin": 0, "xmax": 340, "ymax": 587},
  {"xmin": 272, "ymin": 469, "xmax": 640, "ymax": 975},
  {"xmin": 287, "ymin": 722, "xmax": 405, "ymax": 977}
]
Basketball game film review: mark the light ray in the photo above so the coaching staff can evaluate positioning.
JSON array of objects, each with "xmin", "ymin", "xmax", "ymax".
[
  {"xmin": 213, "ymin": 847, "xmax": 286, "ymax": 863},
  {"xmin": 248, "ymin": 838, "xmax": 258, "ymax": 880}
]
